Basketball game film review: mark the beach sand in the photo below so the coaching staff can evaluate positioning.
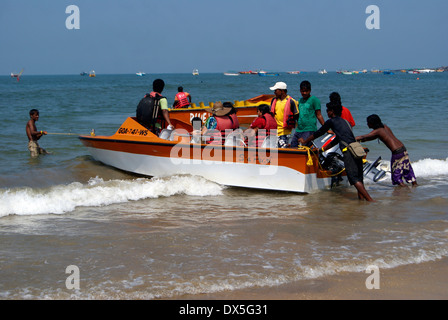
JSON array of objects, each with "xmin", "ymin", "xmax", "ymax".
[{"xmin": 176, "ymin": 258, "xmax": 448, "ymax": 300}]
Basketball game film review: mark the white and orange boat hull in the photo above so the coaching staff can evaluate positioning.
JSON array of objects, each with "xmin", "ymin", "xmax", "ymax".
[{"xmin": 79, "ymin": 117, "xmax": 347, "ymax": 193}]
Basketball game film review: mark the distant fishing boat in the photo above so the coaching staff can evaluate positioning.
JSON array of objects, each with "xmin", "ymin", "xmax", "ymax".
[
  {"xmin": 89, "ymin": 70, "xmax": 96, "ymax": 77},
  {"xmin": 258, "ymin": 72, "xmax": 279, "ymax": 77},
  {"xmin": 287, "ymin": 71, "xmax": 301, "ymax": 74},
  {"xmin": 223, "ymin": 72, "xmax": 240, "ymax": 76},
  {"xmin": 192, "ymin": 69, "xmax": 199, "ymax": 76},
  {"xmin": 136, "ymin": 72, "xmax": 146, "ymax": 76},
  {"xmin": 416, "ymin": 68, "xmax": 435, "ymax": 73},
  {"xmin": 318, "ymin": 69, "xmax": 327, "ymax": 74},
  {"xmin": 10, "ymin": 69, "xmax": 24, "ymax": 81}
]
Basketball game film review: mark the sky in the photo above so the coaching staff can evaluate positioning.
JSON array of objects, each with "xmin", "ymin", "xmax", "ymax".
[{"xmin": 1, "ymin": 0, "xmax": 447, "ymax": 75}]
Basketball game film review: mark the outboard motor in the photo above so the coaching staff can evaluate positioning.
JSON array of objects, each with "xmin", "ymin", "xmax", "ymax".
[
  {"xmin": 319, "ymin": 151, "xmax": 345, "ymax": 174},
  {"xmin": 313, "ymin": 134, "xmax": 387, "ymax": 186},
  {"xmin": 363, "ymin": 156, "xmax": 387, "ymax": 182},
  {"xmin": 313, "ymin": 134, "xmax": 345, "ymax": 188}
]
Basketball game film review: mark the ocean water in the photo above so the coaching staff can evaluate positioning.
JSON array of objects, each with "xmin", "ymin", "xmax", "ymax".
[{"xmin": 0, "ymin": 72, "xmax": 447, "ymax": 299}]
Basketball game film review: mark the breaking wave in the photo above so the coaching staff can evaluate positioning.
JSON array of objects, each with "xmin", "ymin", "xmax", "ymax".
[{"xmin": 0, "ymin": 175, "xmax": 223, "ymax": 218}]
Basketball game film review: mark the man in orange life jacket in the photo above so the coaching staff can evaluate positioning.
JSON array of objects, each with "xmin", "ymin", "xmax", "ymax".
[
  {"xmin": 269, "ymin": 82, "xmax": 299, "ymax": 148},
  {"xmin": 173, "ymin": 86, "xmax": 192, "ymax": 108},
  {"xmin": 201, "ymin": 102, "xmax": 239, "ymax": 144}
]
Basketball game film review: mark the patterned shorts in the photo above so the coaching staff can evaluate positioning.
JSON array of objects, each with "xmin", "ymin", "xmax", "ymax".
[
  {"xmin": 391, "ymin": 148, "xmax": 417, "ymax": 185},
  {"xmin": 28, "ymin": 140, "xmax": 46, "ymax": 158}
]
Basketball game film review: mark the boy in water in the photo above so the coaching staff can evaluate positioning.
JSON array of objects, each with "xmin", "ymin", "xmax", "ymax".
[
  {"xmin": 26, "ymin": 109, "xmax": 48, "ymax": 157},
  {"xmin": 356, "ymin": 114, "xmax": 417, "ymax": 187}
]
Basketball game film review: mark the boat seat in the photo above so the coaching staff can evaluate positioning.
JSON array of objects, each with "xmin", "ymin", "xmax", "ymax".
[
  {"xmin": 260, "ymin": 135, "xmax": 278, "ymax": 149},
  {"xmin": 159, "ymin": 129, "xmax": 174, "ymax": 141},
  {"xmin": 224, "ymin": 130, "xmax": 246, "ymax": 147}
]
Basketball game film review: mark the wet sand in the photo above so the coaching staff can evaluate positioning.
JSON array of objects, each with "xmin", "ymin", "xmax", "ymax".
[{"xmin": 176, "ymin": 258, "xmax": 448, "ymax": 300}]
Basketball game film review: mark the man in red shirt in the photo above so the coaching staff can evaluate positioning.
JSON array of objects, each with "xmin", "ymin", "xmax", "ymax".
[{"xmin": 330, "ymin": 92, "xmax": 355, "ymax": 127}]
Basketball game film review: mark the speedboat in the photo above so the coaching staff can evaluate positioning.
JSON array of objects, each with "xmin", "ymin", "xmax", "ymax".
[
  {"xmin": 192, "ymin": 69, "xmax": 199, "ymax": 76},
  {"xmin": 136, "ymin": 72, "xmax": 146, "ymax": 76},
  {"xmin": 79, "ymin": 117, "xmax": 340, "ymax": 193},
  {"xmin": 79, "ymin": 108, "xmax": 386, "ymax": 193}
]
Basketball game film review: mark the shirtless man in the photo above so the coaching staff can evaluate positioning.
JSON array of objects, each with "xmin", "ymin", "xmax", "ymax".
[
  {"xmin": 26, "ymin": 109, "xmax": 48, "ymax": 157},
  {"xmin": 356, "ymin": 114, "xmax": 417, "ymax": 187}
]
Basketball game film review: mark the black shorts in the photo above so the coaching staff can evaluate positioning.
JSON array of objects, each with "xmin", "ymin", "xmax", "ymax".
[{"xmin": 343, "ymin": 151, "xmax": 364, "ymax": 185}]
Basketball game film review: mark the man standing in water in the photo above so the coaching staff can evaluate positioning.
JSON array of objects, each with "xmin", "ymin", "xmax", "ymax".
[
  {"xmin": 356, "ymin": 114, "xmax": 418, "ymax": 187},
  {"xmin": 26, "ymin": 109, "xmax": 48, "ymax": 157}
]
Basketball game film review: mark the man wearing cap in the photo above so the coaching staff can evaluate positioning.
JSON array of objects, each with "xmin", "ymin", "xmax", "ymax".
[{"xmin": 269, "ymin": 82, "xmax": 298, "ymax": 148}]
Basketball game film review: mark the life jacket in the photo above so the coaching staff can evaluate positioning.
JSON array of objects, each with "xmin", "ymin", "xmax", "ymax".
[
  {"xmin": 263, "ymin": 113, "xmax": 277, "ymax": 131},
  {"xmin": 270, "ymin": 96, "xmax": 295, "ymax": 129},
  {"xmin": 208, "ymin": 114, "xmax": 240, "ymax": 144},
  {"xmin": 174, "ymin": 92, "xmax": 190, "ymax": 108},
  {"xmin": 136, "ymin": 92, "xmax": 165, "ymax": 132},
  {"xmin": 254, "ymin": 113, "xmax": 277, "ymax": 147}
]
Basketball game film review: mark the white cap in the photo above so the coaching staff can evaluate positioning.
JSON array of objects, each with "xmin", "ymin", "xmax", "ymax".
[{"xmin": 269, "ymin": 82, "xmax": 287, "ymax": 90}]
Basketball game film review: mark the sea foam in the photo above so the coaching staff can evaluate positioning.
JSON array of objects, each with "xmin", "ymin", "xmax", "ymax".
[
  {"xmin": 412, "ymin": 157, "xmax": 448, "ymax": 177},
  {"xmin": 376, "ymin": 157, "xmax": 448, "ymax": 177},
  {"xmin": 0, "ymin": 175, "xmax": 223, "ymax": 218}
]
